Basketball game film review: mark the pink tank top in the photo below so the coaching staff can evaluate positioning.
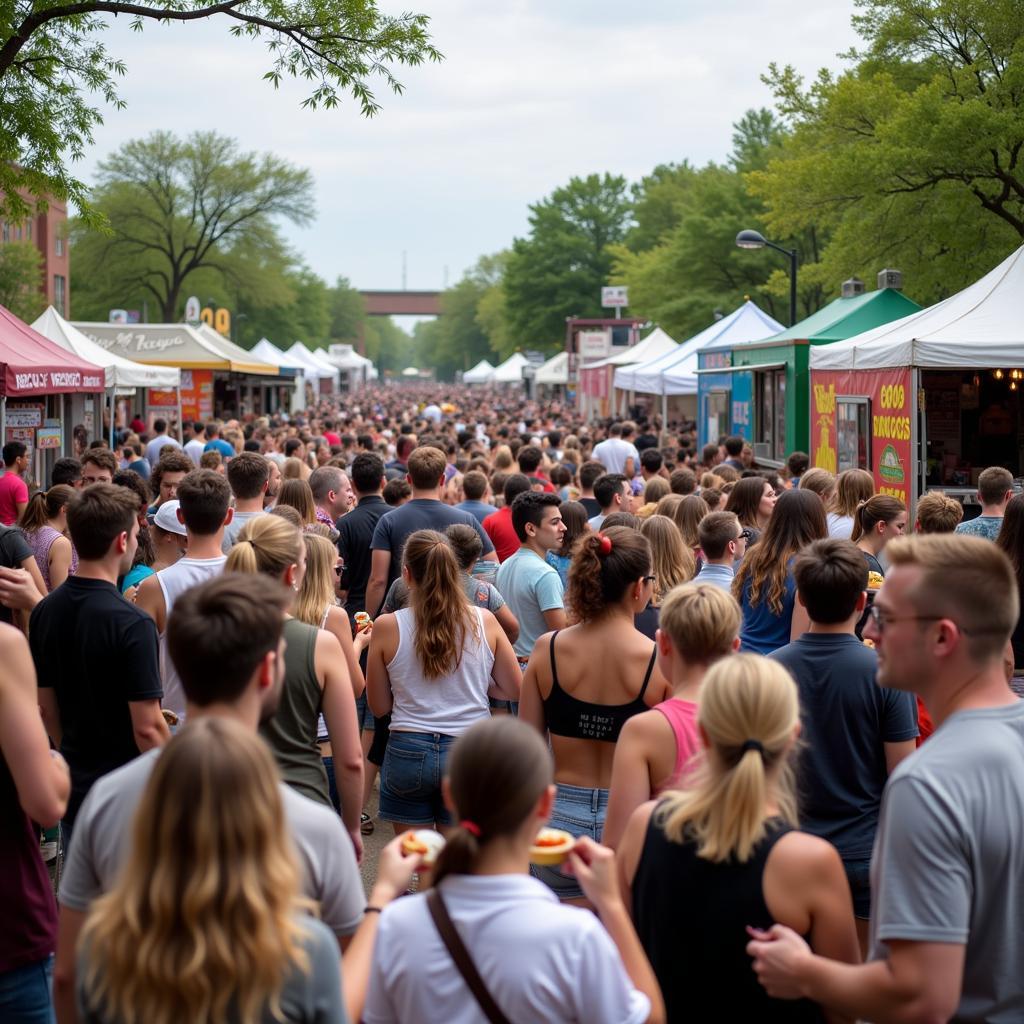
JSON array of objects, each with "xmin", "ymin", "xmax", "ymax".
[{"xmin": 654, "ymin": 697, "xmax": 700, "ymax": 791}]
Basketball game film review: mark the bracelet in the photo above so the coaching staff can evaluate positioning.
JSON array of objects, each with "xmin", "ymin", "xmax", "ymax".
[{"xmin": 364, "ymin": 905, "xmax": 384, "ymax": 915}]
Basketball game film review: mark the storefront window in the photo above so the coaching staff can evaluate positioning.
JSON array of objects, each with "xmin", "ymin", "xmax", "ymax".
[
  {"xmin": 755, "ymin": 369, "xmax": 786, "ymax": 462},
  {"xmin": 837, "ymin": 398, "xmax": 870, "ymax": 471},
  {"xmin": 706, "ymin": 390, "xmax": 729, "ymax": 441}
]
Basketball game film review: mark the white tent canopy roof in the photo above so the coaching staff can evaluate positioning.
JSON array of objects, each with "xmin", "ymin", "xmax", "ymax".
[
  {"xmin": 811, "ymin": 245, "xmax": 1024, "ymax": 370},
  {"xmin": 491, "ymin": 352, "xmax": 529, "ymax": 383},
  {"xmin": 251, "ymin": 338, "xmax": 302, "ymax": 371},
  {"xmin": 285, "ymin": 342, "xmax": 338, "ymax": 380},
  {"xmin": 534, "ymin": 351, "xmax": 568, "ymax": 386},
  {"xmin": 463, "ymin": 359, "xmax": 495, "ymax": 384},
  {"xmin": 615, "ymin": 301, "xmax": 784, "ymax": 395},
  {"xmin": 33, "ymin": 307, "xmax": 181, "ymax": 390},
  {"xmin": 587, "ymin": 326, "xmax": 678, "ymax": 370}
]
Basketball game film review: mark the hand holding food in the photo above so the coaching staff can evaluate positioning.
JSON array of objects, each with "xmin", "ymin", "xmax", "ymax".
[
  {"xmin": 400, "ymin": 829, "xmax": 446, "ymax": 867},
  {"xmin": 528, "ymin": 827, "xmax": 575, "ymax": 866}
]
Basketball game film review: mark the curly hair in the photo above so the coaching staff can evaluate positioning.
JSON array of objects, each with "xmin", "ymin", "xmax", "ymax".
[{"xmin": 567, "ymin": 526, "xmax": 651, "ymax": 622}]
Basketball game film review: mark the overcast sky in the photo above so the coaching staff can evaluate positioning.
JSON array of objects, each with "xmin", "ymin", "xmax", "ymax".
[{"xmin": 84, "ymin": 0, "xmax": 861, "ymax": 296}]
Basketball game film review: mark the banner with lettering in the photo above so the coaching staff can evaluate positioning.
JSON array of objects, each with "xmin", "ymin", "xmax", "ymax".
[
  {"xmin": 179, "ymin": 370, "xmax": 214, "ymax": 423},
  {"xmin": 810, "ymin": 368, "xmax": 913, "ymax": 505}
]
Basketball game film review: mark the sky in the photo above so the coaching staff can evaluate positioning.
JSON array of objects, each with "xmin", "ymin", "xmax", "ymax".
[{"xmin": 83, "ymin": 0, "xmax": 862, "ymax": 299}]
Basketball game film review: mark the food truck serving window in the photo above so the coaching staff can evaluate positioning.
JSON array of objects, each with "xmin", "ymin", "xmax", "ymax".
[
  {"xmin": 754, "ymin": 369, "xmax": 786, "ymax": 462},
  {"xmin": 837, "ymin": 398, "xmax": 870, "ymax": 472}
]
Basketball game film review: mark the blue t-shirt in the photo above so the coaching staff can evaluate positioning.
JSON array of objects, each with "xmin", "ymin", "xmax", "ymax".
[
  {"xmin": 203, "ymin": 438, "xmax": 235, "ymax": 459},
  {"xmin": 739, "ymin": 566, "xmax": 797, "ymax": 655},
  {"xmin": 370, "ymin": 499, "xmax": 494, "ymax": 592},
  {"xmin": 545, "ymin": 550, "xmax": 571, "ymax": 589},
  {"xmin": 770, "ymin": 633, "xmax": 918, "ymax": 858},
  {"xmin": 121, "ymin": 564, "xmax": 155, "ymax": 593},
  {"xmin": 456, "ymin": 499, "xmax": 498, "ymax": 525},
  {"xmin": 954, "ymin": 515, "xmax": 1003, "ymax": 540},
  {"xmin": 496, "ymin": 548, "xmax": 564, "ymax": 660},
  {"xmin": 694, "ymin": 562, "xmax": 734, "ymax": 592}
]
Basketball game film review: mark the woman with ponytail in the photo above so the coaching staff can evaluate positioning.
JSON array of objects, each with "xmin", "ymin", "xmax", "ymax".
[
  {"xmin": 618, "ymin": 655, "xmax": 858, "ymax": 1022},
  {"xmin": 364, "ymin": 717, "xmax": 665, "ymax": 1024},
  {"xmin": 21, "ymin": 484, "xmax": 76, "ymax": 590},
  {"xmin": 225, "ymin": 516, "xmax": 365, "ymax": 858},
  {"xmin": 365, "ymin": 530, "xmax": 520, "ymax": 835},
  {"xmin": 520, "ymin": 526, "xmax": 671, "ymax": 903},
  {"xmin": 850, "ymin": 494, "xmax": 907, "ymax": 577}
]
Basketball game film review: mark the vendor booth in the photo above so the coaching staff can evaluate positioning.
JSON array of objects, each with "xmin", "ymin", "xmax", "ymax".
[
  {"xmin": 73, "ymin": 321, "xmax": 282, "ymax": 420},
  {"xmin": 810, "ymin": 244, "xmax": 1024, "ymax": 510},
  {"xmin": 491, "ymin": 352, "xmax": 529, "ymax": 386},
  {"xmin": 533, "ymin": 352, "xmax": 568, "ymax": 398},
  {"xmin": 0, "ymin": 304, "xmax": 105, "ymax": 485},
  {"xmin": 33, "ymin": 307, "xmax": 181, "ymax": 445},
  {"xmin": 699, "ymin": 280, "xmax": 920, "ymax": 462},
  {"xmin": 463, "ymin": 359, "xmax": 495, "ymax": 385},
  {"xmin": 619, "ymin": 301, "xmax": 783, "ymax": 433},
  {"xmin": 251, "ymin": 338, "xmax": 306, "ymax": 412},
  {"xmin": 579, "ymin": 327, "xmax": 678, "ymax": 421},
  {"xmin": 324, "ymin": 344, "xmax": 375, "ymax": 390},
  {"xmin": 285, "ymin": 342, "xmax": 339, "ymax": 398}
]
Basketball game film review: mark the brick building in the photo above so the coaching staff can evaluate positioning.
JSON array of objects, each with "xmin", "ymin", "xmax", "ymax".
[{"xmin": 1, "ymin": 190, "xmax": 69, "ymax": 315}]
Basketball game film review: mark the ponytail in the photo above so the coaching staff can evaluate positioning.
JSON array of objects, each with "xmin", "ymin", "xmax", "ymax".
[
  {"xmin": 432, "ymin": 718, "xmax": 553, "ymax": 887},
  {"xmin": 658, "ymin": 655, "xmax": 799, "ymax": 863},
  {"xmin": 402, "ymin": 530, "xmax": 474, "ymax": 679},
  {"xmin": 224, "ymin": 516, "xmax": 302, "ymax": 578},
  {"xmin": 566, "ymin": 526, "xmax": 651, "ymax": 622},
  {"xmin": 850, "ymin": 494, "xmax": 906, "ymax": 542},
  {"xmin": 20, "ymin": 484, "xmax": 75, "ymax": 534}
]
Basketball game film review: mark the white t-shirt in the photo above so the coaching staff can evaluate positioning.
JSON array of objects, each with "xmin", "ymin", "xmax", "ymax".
[
  {"xmin": 363, "ymin": 873, "xmax": 650, "ymax": 1024},
  {"xmin": 592, "ymin": 438, "xmax": 640, "ymax": 476},
  {"xmin": 183, "ymin": 438, "xmax": 206, "ymax": 466},
  {"xmin": 827, "ymin": 512, "xmax": 855, "ymax": 540}
]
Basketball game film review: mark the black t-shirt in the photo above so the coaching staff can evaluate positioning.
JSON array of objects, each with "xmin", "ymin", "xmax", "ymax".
[
  {"xmin": 30, "ymin": 576, "xmax": 162, "ymax": 826},
  {"xmin": 337, "ymin": 495, "xmax": 389, "ymax": 616},
  {"xmin": 0, "ymin": 525, "xmax": 32, "ymax": 626},
  {"xmin": 769, "ymin": 633, "xmax": 918, "ymax": 858},
  {"xmin": 579, "ymin": 496, "xmax": 601, "ymax": 518},
  {"xmin": 635, "ymin": 432, "xmax": 659, "ymax": 452}
]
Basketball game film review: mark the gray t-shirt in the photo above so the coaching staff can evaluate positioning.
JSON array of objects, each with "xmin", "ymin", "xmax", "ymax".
[
  {"xmin": 60, "ymin": 747, "xmax": 364, "ymax": 938},
  {"xmin": 78, "ymin": 914, "xmax": 347, "ymax": 1024},
  {"xmin": 869, "ymin": 700, "xmax": 1024, "ymax": 1022},
  {"xmin": 381, "ymin": 572, "xmax": 506, "ymax": 616},
  {"xmin": 222, "ymin": 509, "xmax": 269, "ymax": 554}
]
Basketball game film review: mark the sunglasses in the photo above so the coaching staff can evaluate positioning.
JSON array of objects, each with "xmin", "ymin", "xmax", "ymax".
[
  {"xmin": 642, "ymin": 574, "xmax": 656, "ymax": 584},
  {"xmin": 739, "ymin": 529, "xmax": 754, "ymax": 541}
]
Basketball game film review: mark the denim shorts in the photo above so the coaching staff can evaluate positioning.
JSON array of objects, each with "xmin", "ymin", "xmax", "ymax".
[
  {"xmin": 379, "ymin": 731, "xmax": 456, "ymax": 826},
  {"xmin": 843, "ymin": 856, "xmax": 872, "ymax": 919},
  {"xmin": 530, "ymin": 782, "xmax": 608, "ymax": 901},
  {"xmin": 0, "ymin": 954, "xmax": 55, "ymax": 1024},
  {"xmin": 354, "ymin": 692, "xmax": 375, "ymax": 732}
]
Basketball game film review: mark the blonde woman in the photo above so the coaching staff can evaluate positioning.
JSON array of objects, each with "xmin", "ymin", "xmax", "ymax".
[
  {"xmin": 618, "ymin": 655, "xmax": 858, "ymax": 1022},
  {"xmin": 366, "ymin": 529, "xmax": 521, "ymax": 835},
  {"xmin": 635, "ymin": 515, "xmax": 695, "ymax": 640},
  {"xmin": 672, "ymin": 493, "xmax": 710, "ymax": 557},
  {"xmin": 277, "ymin": 478, "xmax": 317, "ymax": 526},
  {"xmin": 77, "ymin": 719, "xmax": 345, "ymax": 1024},
  {"xmin": 827, "ymin": 469, "xmax": 874, "ymax": 539},
  {"xmin": 282, "ymin": 455, "xmax": 312, "ymax": 483},
  {"xmin": 798, "ymin": 467, "xmax": 837, "ymax": 511},
  {"xmin": 636, "ymin": 477, "xmax": 670, "ymax": 519},
  {"xmin": 226, "ymin": 516, "xmax": 364, "ymax": 855}
]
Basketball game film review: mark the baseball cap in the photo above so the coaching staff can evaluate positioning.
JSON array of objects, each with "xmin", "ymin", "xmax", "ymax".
[{"xmin": 153, "ymin": 500, "xmax": 187, "ymax": 536}]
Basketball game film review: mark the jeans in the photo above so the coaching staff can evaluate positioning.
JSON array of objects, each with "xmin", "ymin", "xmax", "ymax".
[
  {"xmin": 322, "ymin": 756, "xmax": 341, "ymax": 815},
  {"xmin": 531, "ymin": 782, "xmax": 608, "ymax": 900},
  {"xmin": 354, "ymin": 692, "xmax": 375, "ymax": 732},
  {"xmin": 0, "ymin": 955, "xmax": 55, "ymax": 1024},
  {"xmin": 843, "ymin": 856, "xmax": 872, "ymax": 919},
  {"xmin": 379, "ymin": 731, "xmax": 456, "ymax": 826}
]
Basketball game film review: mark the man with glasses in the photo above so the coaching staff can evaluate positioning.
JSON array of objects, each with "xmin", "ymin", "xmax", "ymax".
[
  {"xmin": 749, "ymin": 534, "xmax": 1024, "ymax": 1023},
  {"xmin": 694, "ymin": 511, "xmax": 747, "ymax": 591}
]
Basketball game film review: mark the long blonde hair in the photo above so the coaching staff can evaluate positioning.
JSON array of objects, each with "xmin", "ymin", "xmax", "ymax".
[
  {"xmin": 79, "ymin": 719, "xmax": 313, "ymax": 1024},
  {"xmin": 402, "ymin": 530, "xmax": 475, "ymax": 679},
  {"xmin": 295, "ymin": 533, "xmax": 337, "ymax": 626},
  {"xmin": 640, "ymin": 515, "xmax": 695, "ymax": 606},
  {"xmin": 225, "ymin": 515, "xmax": 303, "ymax": 580},
  {"xmin": 658, "ymin": 655, "xmax": 799, "ymax": 863}
]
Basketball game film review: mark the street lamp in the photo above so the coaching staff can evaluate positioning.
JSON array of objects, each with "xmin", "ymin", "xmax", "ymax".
[{"xmin": 736, "ymin": 229, "xmax": 798, "ymax": 327}]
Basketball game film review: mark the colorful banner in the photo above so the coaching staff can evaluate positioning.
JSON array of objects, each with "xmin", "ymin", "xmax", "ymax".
[
  {"xmin": 179, "ymin": 370, "xmax": 214, "ymax": 423},
  {"xmin": 147, "ymin": 388, "xmax": 179, "ymax": 408},
  {"xmin": 810, "ymin": 368, "xmax": 913, "ymax": 505}
]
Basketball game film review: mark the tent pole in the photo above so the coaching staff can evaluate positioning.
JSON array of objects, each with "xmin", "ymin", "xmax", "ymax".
[
  {"xmin": 109, "ymin": 389, "xmax": 116, "ymax": 449},
  {"xmin": 176, "ymin": 386, "xmax": 184, "ymax": 445},
  {"xmin": 661, "ymin": 391, "xmax": 668, "ymax": 439}
]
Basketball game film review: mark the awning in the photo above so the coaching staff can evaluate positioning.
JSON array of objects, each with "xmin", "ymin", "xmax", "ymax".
[
  {"xmin": 534, "ymin": 352, "xmax": 568, "ymax": 386},
  {"xmin": 587, "ymin": 326, "xmax": 678, "ymax": 370},
  {"xmin": 463, "ymin": 359, "xmax": 495, "ymax": 384},
  {"xmin": 286, "ymin": 342, "xmax": 339, "ymax": 381},
  {"xmin": 0, "ymin": 305, "xmax": 105, "ymax": 396},
  {"xmin": 33, "ymin": 307, "xmax": 180, "ymax": 391},
  {"xmin": 73, "ymin": 321, "xmax": 278, "ymax": 375},
  {"xmin": 491, "ymin": 352, "xmax": 528, "ymax": 383},
  {"xmin": 250, "ymin": 338, "xmax": 303, "ymax": 372}
]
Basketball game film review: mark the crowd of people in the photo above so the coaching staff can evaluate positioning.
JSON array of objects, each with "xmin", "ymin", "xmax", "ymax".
[{"xmin": 1, "ymin": 383, "xmax": 1023, "ymax": 1023}]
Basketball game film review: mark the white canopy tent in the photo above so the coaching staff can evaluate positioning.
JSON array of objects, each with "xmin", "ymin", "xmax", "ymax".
[
  {"xmin": 33, "ymin": 306, "xmax": 182, "ymax": 447},
  {"xmin": 285, "ymin": 342, "xmax": 337, "ymax": 398},
  {"xmin": 251, "ymin": 338, "xmax": 306, "ymax": 410},
  {"xmin": 615, "ymin": 301, "xmax": 784, "ymax": 395},
  {"xmin": 534, "ymin": 351, "xmax": 568, "ymax": 386},
  {"xmin": 491, "ymin": 352, "xmax": 529, "ymax": 384},
  {"xmin": 322, "ymin": 344, "xmax": 374, "ymax": 388},
  {"xmin": 811, "ymin": 245, "xmax": 1024, "ymax": 370},
  {"xmin": 463, "ymin": 359, "xmax": 495, "ymax": 384},
  {"xmin": 588, "ymin": 326, "xmax": 678, "ymax": 371}
]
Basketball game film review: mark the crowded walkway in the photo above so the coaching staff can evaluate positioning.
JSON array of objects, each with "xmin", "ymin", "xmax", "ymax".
[{"xmin": 2, "ymin": 382, "xmax": 1023, "ymax": 1023}]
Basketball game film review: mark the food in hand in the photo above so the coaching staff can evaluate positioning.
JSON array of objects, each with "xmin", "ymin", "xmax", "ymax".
[
  {"xmin": 529, "ymin": 828, "xmax": 575, "ymax": 866},
  {"xmin": 400, "ymin": 829, "xmax": 446, "ymax": 866},
  {"xmin": 867, "ymin": 571, "xmax": 884, "ymax": 590},
  {"xmin": 354, "ymin": 612, "xmax": 372, "ymax": 632}
]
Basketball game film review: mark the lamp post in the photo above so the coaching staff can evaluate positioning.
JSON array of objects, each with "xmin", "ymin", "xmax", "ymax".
[{"xmin": 736, "ymin": 229, "xmax": 798, "ymax": 327}]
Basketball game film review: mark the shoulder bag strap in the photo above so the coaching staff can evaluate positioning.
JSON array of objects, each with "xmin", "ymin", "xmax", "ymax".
[{"xmin": 426, "ymin": 888, "xmax": 513, "ymax": 1024}]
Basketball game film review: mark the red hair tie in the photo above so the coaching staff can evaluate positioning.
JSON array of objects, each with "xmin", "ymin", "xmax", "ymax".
[
  {"xmin": 460, "ymin": 820, "xmax": 482, "ymax": 838},
  {"xmin": 597, "ymin": 533, "xmax": 613, "ymax": 555}
]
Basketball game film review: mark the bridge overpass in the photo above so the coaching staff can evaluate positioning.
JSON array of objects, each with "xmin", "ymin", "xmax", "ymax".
[{"xmin": 359, "ymin": 290, "xmax": 441, "ymax": 317}]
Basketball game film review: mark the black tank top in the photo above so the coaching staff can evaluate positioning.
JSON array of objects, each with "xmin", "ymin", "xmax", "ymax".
[
  {"xmin": 542, "ymin": 630, "xmax": 655, "ymax": 742},
  {"xmin": 632, "ymin": 809, "xmax": 825, "ymax": 1023}
]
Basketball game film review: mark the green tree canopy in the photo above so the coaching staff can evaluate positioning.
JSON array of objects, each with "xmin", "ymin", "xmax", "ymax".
[
  {"xmin": 0, "ymin": 241, "xmax": 44, "ymax": 322},
  {"xmin": 750, "ymin": 0, "xmax": 1024, "ymax": 302},
  {"xmin": 0, "ymin": 0, "xmax": 440, "ymax": 223},
  {"xmin": 503, "ymin": 173, "xmax": 632, "ymax": 350},
  {"xmin": 70, "ymin": 131, "xmax": 315, "ymax": 321}
]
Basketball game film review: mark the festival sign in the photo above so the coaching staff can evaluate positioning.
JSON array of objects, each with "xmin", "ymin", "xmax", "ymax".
[
  {"xmin": 178, "ymin": 370, "xmax": 214, "ymax": 423},
  {"xmin": 810, "ymin": 367, "xmax": 913, "ymax": 505}
]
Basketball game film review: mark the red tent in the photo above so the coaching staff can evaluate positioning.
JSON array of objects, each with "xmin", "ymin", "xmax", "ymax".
[{"xmin": 0, "ymin": 305, "xmax": 104, "ymax": 396}]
